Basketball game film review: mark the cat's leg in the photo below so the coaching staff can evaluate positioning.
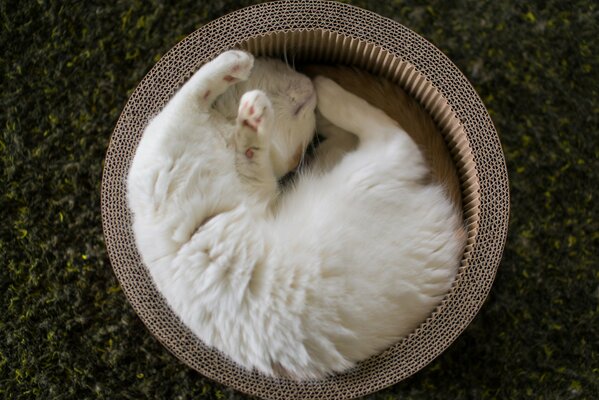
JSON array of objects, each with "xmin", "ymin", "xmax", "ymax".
[
  {"xmin": 171, "ymin": 50, "xmax": 254, "ymax": 112},
  {"xmin": 313, "ymin": 76, "xmax": 409, "ymax": 143},
  {"xmin": 310, "ymin": 116, "xmax": 358, "ymax": 173},
  {"xmin": 234, "ymin": 90, "xmax": 278, "ymax": 199},
  {"xmin": 314, "ymin": 76, "xmax": 428, "ymax": 182}
]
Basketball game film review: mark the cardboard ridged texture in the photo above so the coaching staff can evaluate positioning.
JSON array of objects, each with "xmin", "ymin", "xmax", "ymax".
[{"xmin": 100, "ymin": 1, "xmax": 510, "ymax": 399}]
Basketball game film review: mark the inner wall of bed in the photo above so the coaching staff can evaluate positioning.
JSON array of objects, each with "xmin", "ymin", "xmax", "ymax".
[{"xmin": 240, "ymin": 30, "xmax": 480, "ymax": 272}]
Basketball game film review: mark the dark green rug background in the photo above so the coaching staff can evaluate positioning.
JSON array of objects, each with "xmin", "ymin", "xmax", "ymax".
[{"xmin": 1, "ymin": 0, "xmax": 597, "ymax": 398}]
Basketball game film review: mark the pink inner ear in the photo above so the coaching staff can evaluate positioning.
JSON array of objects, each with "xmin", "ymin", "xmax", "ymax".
[{"xmin": 245, "ymin": 148, "xmax": 254, "ymax": 159}]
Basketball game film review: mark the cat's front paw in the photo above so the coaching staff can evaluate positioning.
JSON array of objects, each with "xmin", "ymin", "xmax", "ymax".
[
  {"xmin": 236, "ymin": 90, "xmax": 273, "ymax": 159},
  {"xmin": 238, "ymin": 90, "xmax": 273, "ymax": 133},
  {"xmin": 215, "ymin": 50, "xmax": 254, "ymax": 83}
]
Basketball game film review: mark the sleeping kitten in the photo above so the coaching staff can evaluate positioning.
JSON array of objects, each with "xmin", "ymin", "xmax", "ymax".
[{"xmin": 127, "ymin": 50, "xmax": 465, "ymax": 380}]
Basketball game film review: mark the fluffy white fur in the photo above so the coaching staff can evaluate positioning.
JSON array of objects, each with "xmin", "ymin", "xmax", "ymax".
[{"xmin": 127, "ymin": 50, "xmax": 465, "ymax": 380}]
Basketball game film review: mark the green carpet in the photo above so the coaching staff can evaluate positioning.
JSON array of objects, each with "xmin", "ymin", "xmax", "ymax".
[{"xmin": 1, "ymin": 0, "xmax": 597, "ymax": 398}]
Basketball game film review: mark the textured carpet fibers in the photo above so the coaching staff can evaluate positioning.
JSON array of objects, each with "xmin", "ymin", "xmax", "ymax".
[{"xmin": 1, "ymin": 1, "xmax": 597, "ymax": 399}]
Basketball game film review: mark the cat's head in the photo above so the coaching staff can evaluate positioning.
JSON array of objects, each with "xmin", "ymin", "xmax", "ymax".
[{"xmin": 215, "ymin": 57, "xmax": 317, "ymax": 178}]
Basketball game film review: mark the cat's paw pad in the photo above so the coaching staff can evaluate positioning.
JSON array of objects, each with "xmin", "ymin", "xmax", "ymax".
[
  {"xmin": 217, "ymin": 50, "xmax": 254, "ymax": 82},
  {"xmin": 237, "ymin": 90, "xmax": 273, "ymax": 134}
]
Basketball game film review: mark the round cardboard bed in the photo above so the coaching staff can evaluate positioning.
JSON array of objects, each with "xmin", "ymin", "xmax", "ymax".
[{"xmin": 101, "ymin": 1, "xmax": 510, "ymax": 399}]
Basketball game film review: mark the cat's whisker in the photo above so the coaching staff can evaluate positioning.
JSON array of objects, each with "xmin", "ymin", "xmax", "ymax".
[{"xmin": 282, "ymin": 45, "xmax": 289, "ymax": 67}]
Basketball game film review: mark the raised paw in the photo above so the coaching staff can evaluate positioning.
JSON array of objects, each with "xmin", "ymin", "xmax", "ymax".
[
  {"xmin": 235, "ymin": 90, "xmax": 274, "ymax": 160},
  {"xmin": 237, "ymin": 90, "xmax": 273, "ymax": 134},
  {"xmin": 214, "ymin": 50, "xmax": 254, "ymax": 83},
  {"xmin": 181, "ymin": 50, "xmax": 255, "ymax": 109}
]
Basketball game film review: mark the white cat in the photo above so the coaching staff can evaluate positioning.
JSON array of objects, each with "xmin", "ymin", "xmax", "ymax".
[{"xmin": 127, "ymin": 50, "xmax": 465, "ymax": 380}]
